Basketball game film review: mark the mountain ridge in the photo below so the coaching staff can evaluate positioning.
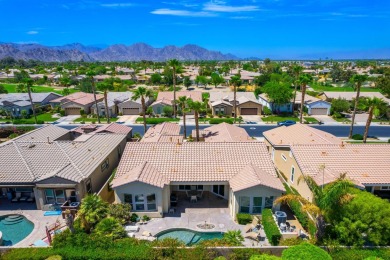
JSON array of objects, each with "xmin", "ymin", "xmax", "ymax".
[{"xmin": 0, "ymin": 42, "xmax": 239, "ymax": 62}]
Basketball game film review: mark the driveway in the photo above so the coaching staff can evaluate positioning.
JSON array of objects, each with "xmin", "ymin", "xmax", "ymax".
[
  {"xmin": 354, "ymin": 113, "xmax": 369, "ymax": 123},
  {"xmin": 56, "ymin": 115, "xmax": 80, "ymax": 123},
  {"xmin": 241, "ymin": 115, "xmax": 262, "ymax": 124},
  {"xmin": 313, "ymin": 115, "xmax": 337, "ymax": 124},
  {"xmin": 117, "ymin": 115, "xmax": 138, "ymax": 124}
]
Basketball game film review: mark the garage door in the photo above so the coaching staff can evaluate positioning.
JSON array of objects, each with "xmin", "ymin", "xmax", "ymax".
[
  {"xmin": 310, "ymin": 108, "xmax": 328, "ymax": 115},
  {"xmin": 65, "ymin": 107, "xmax": 81, "ymax": 115},
  {"xmin": 240, "ymin": 108, "xmax": 258, "ymax": 115},
  {"xmin": 122, "ymin": 108, "xmax": 140, "ymax": 115}
]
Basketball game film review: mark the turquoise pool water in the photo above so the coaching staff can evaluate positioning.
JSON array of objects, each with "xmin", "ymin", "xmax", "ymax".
[
  {"xmin": 156, "ymin": 228, "xmax": 224, "ymax": 245},
  {"xmin": 0, "ymin": 214, "xmax": 34, "ymax": 246}
]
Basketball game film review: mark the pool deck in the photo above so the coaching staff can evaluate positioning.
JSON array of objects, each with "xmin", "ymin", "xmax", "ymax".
[
  {"xmin": 0, "ymin": 199, "xmax": 65, "ymax": 247},
  {"xmin": 134, "ymin": 192, "xmax": 270, "ymax": 247}
]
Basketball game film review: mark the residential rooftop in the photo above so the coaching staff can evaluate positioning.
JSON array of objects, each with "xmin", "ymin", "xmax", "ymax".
[
  {"xmin": 51, "ymin": 92, "xmax": 104, "ymax": 105},
  {"xmin": 192, "ymin": 123, "xmax": 254, "ymax": 142},
  {"xmin": 141, "ymin": 122, "xmax": 182, "ymax": 143},
  {"xmin": 156, "ymin": 91, "xmax": 202, "ymax": 103}
]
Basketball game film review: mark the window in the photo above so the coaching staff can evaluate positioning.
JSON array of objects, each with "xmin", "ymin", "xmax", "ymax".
[
  {"xmin": 281, "ymin": 154, "xmax": 287, "ymax": 162},
  {"xmin": 213, "ymin": 185, "xmax": 225, "ymax": 197},
  {"xmin": 124, "ymin": 194, "xmax": 133, "ymax": 209},
  {"xmin": 179, "ymin": 185, "xmax": 203, "ymax": 190},
  {"xmin": 265, "ymin": 196, "xmax": 274, "ymax": 209},
  {"xmin": 55, "ymin": 190, "xmax": 66, "ymax": 204},
  {"xmin": 86, "ymin": 179, "xmax": 92, "ymax": 194},
  {"xmin": 101, "ymin": 158, "xmax": 109, "ymax": 172},
  {"xmin": 381, "ymin": 186, "xmax": 389, "ymax": 190},
  {"xmin": 239, "ymin": 196, "xmax": 250, "ymax": 213},
  {"xmin": 290, "ymin": 166, "xmax": 295, "ymax": 183},
  {"xmin": 135, "ymin": 194, "xmax": 145, "ymax": 211},
  {"xmin": 45, "ymin": 189, "xmax": 55, "ymax": 204},
  {"xmin": 146, "ymin": 193, "xmax": 157, "ymax": 211},
  {"xmin": 252, "ymin": 197, "xmax": 263, "ymax": 213}
]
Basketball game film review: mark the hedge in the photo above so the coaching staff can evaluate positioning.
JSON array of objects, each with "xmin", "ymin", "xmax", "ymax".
[
  {"xmin": 136, "ymin": 117, "xmax": 179, "ymax": 124},
  {"xmin": 209, "ymin": 118, "xmax": 234, "ymax": 124},
  {"xmin": 236, "ymin": 213, "xmax": 252, "ymax": 224},
  {"xmin": 281, "ymin": 242, "xmax": 331, "ymax": 260},
  {"xmin": 262, "ymin": 209, "xmax": 281, "ymax": 246},
  {"xmin": 329, "ymin": 248, "xmax": 390, "ymax": 260}
]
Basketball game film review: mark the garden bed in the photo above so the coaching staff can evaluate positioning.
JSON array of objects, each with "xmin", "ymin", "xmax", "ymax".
[{"xmin": 135, "ymin": 117, "xmax": 179, "ymax": 124}]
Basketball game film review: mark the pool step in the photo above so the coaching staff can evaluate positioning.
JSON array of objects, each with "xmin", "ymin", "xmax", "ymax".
[
  {"xmin": 1, "ymin": 215, "xmax": 24, "ymax": 225},
  {"xmin": 190, "ymin": 234, "xmax": 202, "ymax": 244}
]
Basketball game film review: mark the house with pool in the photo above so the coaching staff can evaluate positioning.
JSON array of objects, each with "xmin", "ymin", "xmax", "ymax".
[
  {"xmin": 0, "ymin": 123, "xmax": 131, "ymax": 211},
  {"xmin": 111, "ymin": 141, "xmax": 285, "ymax": 219}
]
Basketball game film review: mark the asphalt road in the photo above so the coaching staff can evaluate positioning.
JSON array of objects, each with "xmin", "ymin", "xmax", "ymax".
[{"xmin": 2, "ymin": 123, "xmax": 389, "ymax": 138}]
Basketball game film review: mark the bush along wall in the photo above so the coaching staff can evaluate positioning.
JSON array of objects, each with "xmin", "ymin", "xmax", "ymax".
[{"xmin": 262, "ymin": 209, "xmax": 281, "ymax": 246}]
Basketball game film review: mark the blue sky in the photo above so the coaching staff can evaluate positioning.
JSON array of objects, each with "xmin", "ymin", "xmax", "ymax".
[{"xmin": 1, "ymin": 0, "xmax": 390, "ymax": 58}]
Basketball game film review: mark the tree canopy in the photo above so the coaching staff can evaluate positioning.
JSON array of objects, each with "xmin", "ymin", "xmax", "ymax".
[{"xmin": 263, "ymin": 81, "xmax": 293, "ymax": 106}]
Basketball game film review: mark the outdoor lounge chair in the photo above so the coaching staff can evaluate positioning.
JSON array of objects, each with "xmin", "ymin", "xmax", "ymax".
[
  {"xmin": 244, "ymin": 231, "xmax": 260, "ymax": 241},
  {"xmin": 27, "ymin": 192, "xmax": 35, "ymax": 202},
  {"xmin": 19, "ymin": 193, "xmax": 29, "ymax": 202},
  {"xmin": 11, "ymin": 192, "xmax": 21, "ymax": 202},
  {"xmin": 244, "ymin": 217, "xmax": 259, "ymax": 233},
  {"xmin": 196, "ymin": 191, "xmax": 203, "ymax": 200},
  {"xmin": 124, "ymin": 225, "xmax": 140, "ymax": 232}
]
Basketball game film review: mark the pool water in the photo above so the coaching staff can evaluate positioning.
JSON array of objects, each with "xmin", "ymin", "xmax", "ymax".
[
  {"xmin": 0, "ymin": 214, "xmax": 34, "ymax": 246},
  {"xmin": 156, "ymin": 228, "xmax": 224, "ymax": 245}
]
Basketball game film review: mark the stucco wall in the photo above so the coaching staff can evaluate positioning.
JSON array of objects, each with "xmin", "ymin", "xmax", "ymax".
[
  {"xmin": 210, "ymin": 104, "xmax": 233, "ymax": 116},
  {"xmin": 237, "ymin": 101, "xmax": 262, "ymax": 116},
  {"xmin": 307, "ymin": 101, "xmax": 331, "ymax": 115},
  {"xmin": 61, "ymin": 102, "xmax": 91, "ymax": 113}
]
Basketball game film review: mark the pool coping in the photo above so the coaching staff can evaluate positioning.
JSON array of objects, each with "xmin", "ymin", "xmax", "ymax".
[
  {"xmin": 0, "ymin": 212, "xmax": 36, "ymax": 247},
  {"xmin": 154, "ymin": 227, "xmax": 225, "ymax": 238}
]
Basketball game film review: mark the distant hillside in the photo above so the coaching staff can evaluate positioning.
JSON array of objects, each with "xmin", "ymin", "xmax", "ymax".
[{"xmin": 0, "ymin": 42, "xmax": 238, "ymax": 62}]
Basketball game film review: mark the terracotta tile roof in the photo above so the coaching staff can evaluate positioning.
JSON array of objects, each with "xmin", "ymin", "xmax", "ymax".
[
  {"xmin": 291, "ymin": 144, "xmax": 390, "ymax": 185},
  {"xmin": 115, "ymin": 142, "xmax": 277, "ymax": 183},
  {"xmin": 111, "ymin": 161, "xmax": 169, "ymax": 188},
  {"xmin": 13, "ymin": 125, "xmax": 69, "ymax": 142},
  {"xmin": 156, "ymin": 91, "xmax": 202, "ymax": 102},
  {"xmin": 191, "ymin": 123, "xmax": 253, "ymax": 142},
  {"xmin": 72, "ymin": 123, "xmax": 132, "ymax": 135},
  {"xmin": 209, "ymin": 92, "xmax": 258, "ymax": 104},
  {"xmin": 141, "ymin": 122, "xmax": 181, "ymax": 142},
  {"xmin": 263, "ymin": 124, "xmax": 342, "ymax": 147},
  {"xmin": 0, "ymin": 126, "xmax": 126, "ymax": 184},
  {"xmin": 322, "ymin": 92, "xmax": 390, "ymax": 104},
  {"xmin": 51, "ymin": 92, "xmax": 104, "ymax": 106},
  {"xmin": 230, "ymin": 164, "xmax": 285, "ymax": 192}
]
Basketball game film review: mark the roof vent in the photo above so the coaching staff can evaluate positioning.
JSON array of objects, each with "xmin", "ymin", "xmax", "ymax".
[
  {"xmin": 28, "ymin": 143, "xmax": 35, "ymax": 148},
  {"xmin": 340, "ymin": 141, "xmax": 345, "ymax": 148},
  {"xmin": 321, "ymin": 151, "xmax": 327, "ymax": 156},
  {"xmin": 47, "ymin": 136, "xmax": 51, "ymax": 144}
]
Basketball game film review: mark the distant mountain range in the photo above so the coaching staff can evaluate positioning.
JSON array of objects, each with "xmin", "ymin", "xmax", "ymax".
[{"xmin": 0, "ymin": 42, "xmax": 238, "ymax": 62}]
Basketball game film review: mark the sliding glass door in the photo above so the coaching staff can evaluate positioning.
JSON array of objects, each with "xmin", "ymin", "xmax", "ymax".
[{"xmin": 212, "ymin": 185, "xmax": 225, "ymax": 197}]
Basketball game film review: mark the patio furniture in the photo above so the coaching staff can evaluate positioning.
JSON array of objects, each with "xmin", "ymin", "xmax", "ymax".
[
  {"xmin": 127, "ymin": 232, "xmax": 135, "ymax": 238},
  {"xmin": 142, "ymin": 231, "xmax": 152, "ymax": 237},
  {"xmin": 169, "ymin": 208, "xmax": 176, "ymax": 214},
  {"xmin": 19, "ymin": 193, "xmax": 29, "ymax": 202},
  {"xmin": 190, "ymin": 195, "xmax": 197, "ymax": 203},
  {"xmin": 170, "ymin": 193, "xmax": 178, "ymax": 207},
  {"xmin": 196, "ymin": 191, "xmax": 203, "ymax": 200},
  {"xmin": 244, "ymin": 217, "xmax": 259, "ymax": 233},
  {"xmin": 280, "ymin": 222, "xmax": 287, "ymax": 232},
  {"xmin": 27, "ymin": 192, "xmax": 35, "ymax": 202},
  {"xmin": 125, "ymin": 225, "xmax": 140, "ymax": 232},
  {"xmin": 11, "ymin": 192, "xmax": 21, "ymax": 202}
]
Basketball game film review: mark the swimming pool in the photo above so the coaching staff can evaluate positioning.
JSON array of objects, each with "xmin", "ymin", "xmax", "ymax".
[
  {"xmin": 155, "ymin": 228, "xmax": 224, "ymax": 245},
  {"xmin": 0, "ymin": 214, "xmax": 34, "ymax": 246}
]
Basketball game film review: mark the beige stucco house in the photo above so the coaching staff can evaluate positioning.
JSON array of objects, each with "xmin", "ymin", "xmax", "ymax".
[
  {"xmin": 50, "ymin": 92, "xmax": 104, "ymax": 115},
  {"xmin": 191, "ymin": 123, "xmax": 254, "ymax": 142},
  {"xmin": 150, "ymin": 91, "xmax": 202, "ymax": 115},
  {"xmin": 209, "ymin": 92, "xmax": 262, "ymax": 116},
  {"xmin": 111, "ymin": 142, "xmax": 285, "ymax": 218},
  {"xmin": 0, "ymin": 124, "xmax": 131, "ymax": 210}
]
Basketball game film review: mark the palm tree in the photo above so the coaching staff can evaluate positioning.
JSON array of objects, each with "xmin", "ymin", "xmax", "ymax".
[
  {"xmin": 132, "ymin": 86, "xmax": 154, "ymax": 134},
  {"xmin": 230, "ymin": 74, "xmax": 242, "ymax": 123},
  {"xmin": 298, "ymin": 74, "xmax": 312, "ymax": 123},
  {"xmin": 274, "ymin": 173, "xmax": 355, "ymax": 241},
  {"xmin": 168, "ymin": 59, "xmax": 180, "ymax": 118},
  {"xmin": 97, "ymin": 81, "xmax": 114, "ymax": 123},
  {"xmin": 78, "ymin": 194, "xmax": 108, "ymax": 233},
  {"xmin": 177, "ymin": 96, "xmax": 190, "ymax": 139},
  {"xmin": 348, "ymin": 74, "xmax": 368, "ymax": 139},
  {"xmin": 360, "ymin": 97, "xmax": 387, "ymax": 143},
  {"xmin": 187, "ymin": 99, "xmax": 206, "ymax": 142},
  {"xmin": 24, "ymin": 78, "xmax": 37, "ymax": 124},
  {"xmin": 86, "ymin": 70, "xmax": 101, "ymax": 124},
  {"xmin": 292, "ymin": 65, "xmax": 303, "ymax": 114}
]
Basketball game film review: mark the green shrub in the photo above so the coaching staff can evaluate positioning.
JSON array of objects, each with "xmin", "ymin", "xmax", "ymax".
[
  {"xmin": 130, "ymin": 213, "xmax": 139, "ymax": 223},
  {"xmin": 329, "ymin": 248, "xmax": 390, "ymax": 260},
  {"xmin": 279, "ymin": 238, "xmax": 304, "ymax": 246},
  {"xmin": 209, "ymin": 118, "xmax": 233, "ymax": 124},
  {"xmin": 94, "ymin": 218, "xmax": 127, "ymax": 239},
  {"xmin": 142, "ymin": 215, "xmax": 150, "ymax": 221},
  {"xmin": 282, "ymin": 242, "xmax": 331, "ymax": 260},
  {"xmin": 263, "ymin": 107, "xmax": 272, "ymax": 116},
  {"xmin": 352, "ymin": 134, "xmax": 363, "ymax": 140},
  {"xmin": 236, "ymin": 213, "xmax": 252, "ymax": 224},
  {"xmin": 163, "ymin": 106, "xmax": 173, "ymax": 117},
  {"xmin": 262, "ymin": 209, "xmax": 281, "ymax": 246},
  {"xmin": 250, "ymin": 254, "xmax": 281, "ymax": 260},
  {"xmin": 59, "ymin": 109, "xmax": 65, "ymax": 116}
]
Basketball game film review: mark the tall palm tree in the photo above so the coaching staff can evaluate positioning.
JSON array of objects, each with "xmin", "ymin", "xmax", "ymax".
[
  {"xmin": 292, "ymin": 65, "xmax": 303, "ymax": 114},
  {"xmin": 360, "ymin": 97, "xmax": 387, "ymax": 143},
  {"xmin": 177, "ymin": 96, "xmax": 190, "ymax": 139},
  {"xmin": 298, "ymin": 74, "xmax": 312, "ymax": 123},
  {"xmin": 274, "ymin": 173, "xmax": 355, "ymax": 241},
  {"xmin": 97, "ymin": 80, "xmax": 114, "ymax": 123},
  {"xmin": 230, "ymin": 74, "xmax": 242, "ymax": 123},
  {"xmin": 132, "ymin": 86, "xmax": 154, "ymax": 134},
  {"xmin": 168, "ymin": 59, "xmax": 180, "ymax": 118},
  {"xmin": 187, "ymin": 99, "xmax": 206, "ymax": 142},
  {"xmin": 348, "ymin": 74, "xmax": 368, "ymax": 139},
  {"xmin": 86, "ymin": 70, "xmax": 101, "ymax": 124},
  {"xmin": 24, "ymin": 78, "xmax": 37, "ymax": 124}
]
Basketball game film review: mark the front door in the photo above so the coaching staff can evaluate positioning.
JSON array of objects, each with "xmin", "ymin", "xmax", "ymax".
[{"xmin": 213, "ymin": 185, "xmax": 225, "ymax": 197}]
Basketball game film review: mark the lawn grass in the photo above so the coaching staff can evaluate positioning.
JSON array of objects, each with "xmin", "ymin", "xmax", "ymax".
[
  {"xmin": 304, "ymin": 117, "xmax": 319, "ymax": 123},
  {"xmin": 0, "ymin": 113, "xmax": 58, "ymax": 124},
  {"xmin": 1, "ymin": 83, "xmax": 78, "ymax": 95},
  {"xmin": 74, "ymin": 117, "xmax": 118, "ymax": 123},
  {"xmin": 262, "ymin": 115, "xmax": 299, "ymax": 122},
  {"xmin": 208, "ymin": 118, "xmax": 234, "ymax": 124},
  {"xmin": 136, "ymin": 117, "xmax": 179, "ymax": 124}
]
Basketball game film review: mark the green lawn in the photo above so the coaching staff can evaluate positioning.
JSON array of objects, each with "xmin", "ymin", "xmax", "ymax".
[
  {"xmin": 304, "ymin": 117, "xmax": 319, "ymax": 123},
  {"xmin": 136, "ymin": 117, "xmax": 179, "ymax": 124},
  {"xmin": 0, "ymin": 113, "xmax": 58, "ymax": 124},
  {"xmin": 208, "ymin": 118, "xmax": 234, "ymax": 124},
  {"xmin": 74, "ymin": 117, "xmax": 118, "ymax": 123},
  {"xmin": 2, "ymin": 83, "xmax": 78, "ymax": 95},
  {"xmin": 262, "ymin": 115, "xmax": 299, "ymax": 122},
  {"xmin": 311, "ymin": 84, "xmax": 381, "ymax": 92}
]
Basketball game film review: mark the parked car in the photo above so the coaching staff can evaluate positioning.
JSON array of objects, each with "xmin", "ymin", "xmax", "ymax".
[{"xmin": 277, "ymin": 120, "xmax": 296, "ymax": 126}]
